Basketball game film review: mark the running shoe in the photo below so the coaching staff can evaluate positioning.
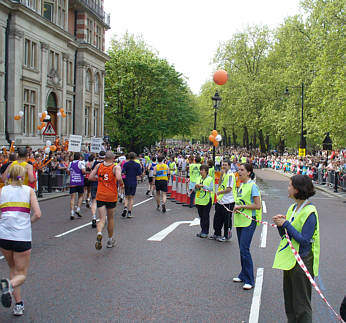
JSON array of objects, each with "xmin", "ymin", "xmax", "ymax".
[
  {"xmin": 196, "ymin": 232, "xmax": 208, "ymax": 238},
  {"xmin": 121, "ymin": 209, "xmax": 127, "ymax": 218},
  {"xmin": 233, "ymin": 277, "xmax": 243, "ymax": 283},
  {"xmin": 70, "ymin": 215, "xmax": 75, "ymax": 220},
  {"xmin": 106, "ymin": 238, "xmax": 116, "ymax": 248},
  {"xmin": 75, "ymin": 210, "xmax": 82, "ymax": 218},
  {"xmin": 119, "ymin": 197, "xmax": 123, "ymax": 203},
  {"xmin": 146, "ymin": 190, "xmax": 150, "ymax": 196},
  {"xmin": 149, "ymin": 194, "xmax": 153, "ymax": 197},
  {"xmin": 91, "ymin": 219, "xmax": 97, "ymax": 228},
  {"xmin": 86, "ymin": 199, "xmax": 90, "ymax": 208},
  {"xmin": 13, "ymin": 302, "xmax": 24, "ymax": 316},
  {"xmin": 208, "ymin": 234, "xmax": 217, "ymax": 240},
  {"xmin": 0, "ymin": 279, "xmax": 13, "ymax": 308},
  {"xmin": 216, "ymin": 236, "xmax": 226, "ymax": 242},
  {"xmin": 243, "ymin": 284, "xmax": 253, "ymax": 290},
  {"xmin": 95, "ymin": 233, "xmax": 102, "ymax": 250},
  {"xmin": 156, "ymin": 205, "xmax": 160, "ymax": 211},
  {"xmin": 162, "ymin": 205, "xmax": 166, "ymax": 213},
  {"xmin": 127, "ymin": 212, "xmax": 133, "ymax": 218}
]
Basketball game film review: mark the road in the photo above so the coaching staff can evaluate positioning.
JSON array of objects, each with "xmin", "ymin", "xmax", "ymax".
[{"xmin": 0, "ymin": 169, "xmax": 345, "ymax": 322}]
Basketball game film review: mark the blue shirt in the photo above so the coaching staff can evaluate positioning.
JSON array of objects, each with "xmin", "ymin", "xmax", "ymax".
[{"xmin": 122, "ymin": 161, "xmax": 142, "ymax": 185}]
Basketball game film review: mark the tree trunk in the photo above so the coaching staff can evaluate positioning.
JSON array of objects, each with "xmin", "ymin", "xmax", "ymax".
[
  {"xmin": 243, "ymin": 126, "xmax": 249, "ymax": 150},
  {"xmin": 258, "ymin": 129, "xmax": 266, "ymax": 153},
  {"xmin": 253, "ymin": 132, "xmax": 257, "ymax": 149},
  {"xmin": 232, "ymin": 129, "xmax": 237, "ymax": 148},
  {"xmin": 222, "ymin": 127, "xmax": 227, "ymax": 146},
  {"xmin": 266, "ymin": 135, "xmax": 270, "ymax": 152}
]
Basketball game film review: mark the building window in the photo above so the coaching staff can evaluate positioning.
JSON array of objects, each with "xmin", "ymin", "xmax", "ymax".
[
  {"xmin": 24, "ymin": 0, "xmax": 38, "ymax": 12},
  {"xmin": 84, "ymin": 107, "xmax": 89, "ymax": 137},
  {"xmin": 93, "ymin": 107, "xmax": 99, "ymax": 136},
  {"xmin": 43, "ymin": 1, "xmax": 54, "ymax": 22},
  {"xmin": 87, "ymin": 18, "xmax": 93, "ymax": 44},
  {"xmin": 86, "ymin": 70, "xmax": 92, "ymax": 92},
  {"xmin": 24, "ymin": 39, "xmax": 38, "ymax": 69},
  {"xmin": 57, "ymin": 0, "xmax": 66, "ymax": 28},
  {"xmin": 49, "ymin": 50, "xmax": 60, "ymax": 73},
  {"xmin": 66, "ymin": 61, "xmax": 73, "ymax": 85},
  {"xmin": 23, "ymin": 89, "xmax": 36, "ymax": 136},
  {"xmin": 66, "ymin": 99, "xmax": 73, "ymax": 135},
  {"xmin": 95, "ymin": 25, "xmax": 102, "ymax": 49},
  {"xmin": 94, "ymin": 74, "xmax": 100, "ymax": 93}
]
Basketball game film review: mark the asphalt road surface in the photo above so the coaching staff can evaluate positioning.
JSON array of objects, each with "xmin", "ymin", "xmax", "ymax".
[{"xmin": 0, "ymin": 169, "xmax": 345, "ymax": 322}]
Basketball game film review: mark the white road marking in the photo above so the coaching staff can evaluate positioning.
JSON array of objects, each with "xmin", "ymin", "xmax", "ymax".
[
  {"xmin": 55, "ymin": 197, "xmax": 153, "ymax": 238},
  {"xmin": 148, "ymin": 218, "xmax": 200, "ymax": 241},
  {"xmin": 262, "ymin": 200, "xmax": 267, "ymax": 214},
  {"xmin": 249, "ymin": 268, "xmax": 264, "ymax": 323},
  {"xmin": 260, "ymin": 200, "xmax": 268, "ymax": 248},
  {"xmin": 260, "ymin": 224, "xmax": 268, "ymax": 248}
]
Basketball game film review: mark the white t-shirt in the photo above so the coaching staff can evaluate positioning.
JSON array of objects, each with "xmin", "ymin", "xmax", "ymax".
[
  {"xmin": 68, "ymin": 160, "xmax": 85, "ymax": 171},
  {"xmin": 0, "ymin": 185, "xmax": 32, "ymax": 241},
  {"xmin": 219, "ymin": 171, "xmax": 235, "ymax": 204}
]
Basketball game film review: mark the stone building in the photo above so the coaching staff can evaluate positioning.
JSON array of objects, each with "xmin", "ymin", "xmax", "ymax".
[{"xmin": 0, "ymin": 0, "xmax": 110, "ymax": 147}]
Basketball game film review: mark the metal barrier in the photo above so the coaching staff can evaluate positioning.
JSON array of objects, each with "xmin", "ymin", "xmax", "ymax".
[{"xmin": 39, "ymin": 171, "xmax": 69, "ymax": 193}]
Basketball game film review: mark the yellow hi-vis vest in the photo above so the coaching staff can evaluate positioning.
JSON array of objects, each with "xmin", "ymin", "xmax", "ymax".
[
  {"xmin": 195, "ymin": 175, "xmax": 213, "ymax": 206},
  {"xmin": 272, "ymin": 203, "xmax": 320, "ymax": 276},
  {"xmin": 234, "ymin": 181, "xmax": 262, "ymax": 227},
  {"xmin": 216, "ymin": 172, "xmax": 237, "ymax": 202}
]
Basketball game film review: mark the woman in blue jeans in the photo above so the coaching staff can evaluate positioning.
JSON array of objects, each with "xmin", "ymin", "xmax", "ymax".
[{"xmin": 233, "ymin": 163, "xmax": 262, "ymax": 290}]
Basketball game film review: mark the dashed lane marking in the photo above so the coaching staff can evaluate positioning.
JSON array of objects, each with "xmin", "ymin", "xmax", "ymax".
[{"xmin": 248, "ymin": 268, "xmax": 264, "ymax": 323}]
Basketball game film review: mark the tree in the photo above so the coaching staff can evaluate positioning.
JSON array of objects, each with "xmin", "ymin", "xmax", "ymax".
[{"xmin": 105, "ymin": 33, "xmax": 197, "ymax": 152}]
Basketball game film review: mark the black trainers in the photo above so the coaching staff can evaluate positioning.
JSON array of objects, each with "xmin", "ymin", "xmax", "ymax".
[
  {"xmin": 91, "ymin": 219, "xmax": 97, "ymax": 228},
  {"xmin": 156, "ymin": 205, "xmax": 160, "ymax": 211},
  {"xmin": 0, "ymin": 279, "xmax": 13, "ymax": 308},
  {"xmin": 75, "ymin": 210, "xmax": 82, "ymax": 218},
  {"xmin": 121, "ymin": 209, "xmax": 127, "ymax": 218},
  {"xmin": 146, "ymin": 190, "xmax": 150, "ymax": 196},
  {"xmin": 162, "ymin": 205, "xmax": 166, "ymax": 213},
  {"xmin": 70, "ymin": 215, "xmax": 75, "ymax": 220}
]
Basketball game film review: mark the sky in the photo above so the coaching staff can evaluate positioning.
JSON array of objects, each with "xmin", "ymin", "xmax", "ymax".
[{"xmin": 103, "ymin": 0, "xmax": 302, "ymax": 95}]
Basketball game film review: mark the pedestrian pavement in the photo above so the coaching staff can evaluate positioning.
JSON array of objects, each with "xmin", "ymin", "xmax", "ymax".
[
  {"xmin": 265, "ymin": 168, "xmax": 346, "ymax": 201},
  {"xmin": 37, "ymin": 191, "xmax": 69, "ymax": 202}
]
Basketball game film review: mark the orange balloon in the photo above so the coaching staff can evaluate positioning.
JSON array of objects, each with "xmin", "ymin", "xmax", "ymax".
[
  {"xmin": 59, "ymin": 108, "xmax": 64, "ymax": 113},
  {"xmin": 50, "ymin": 145, "xmax": 57, "ymax": 152},
  {"xmin": 212, "ymin": 130, "xmax": 218, "ymax": 137},
  {"xmin": 42, "ymin": 112, "xmax": 47, "ymax": 119},
  {"xmin": 62, "ymin": 113, "xmax": 66, "ymax": 118},
  {"xmin": 213, "ymin": 141, "xmax": 219, "ymax": 147},
  {"xmin": 209, "ymin": 135, "xmax": 215, "ymax": 142},
  {"xmin": 213, "ymin": 70, "xmax": 228, "ymax": 85},
  {"xmin": 14, "ymin": 115, "xmax": 21, "ymax": 120}
]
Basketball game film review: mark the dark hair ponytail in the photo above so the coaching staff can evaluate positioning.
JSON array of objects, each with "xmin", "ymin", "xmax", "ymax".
[{"xmin": 242, "ymin": 163, "xmax": 255, "ymax": 180}]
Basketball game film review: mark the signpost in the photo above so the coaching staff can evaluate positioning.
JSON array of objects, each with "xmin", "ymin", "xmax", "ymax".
[{"xmin": 42, "ymin": 122, "xmax": 56, "ymax": 136}]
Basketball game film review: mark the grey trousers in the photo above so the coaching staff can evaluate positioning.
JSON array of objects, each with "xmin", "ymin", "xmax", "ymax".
[{"xmin": 283, "ymin": 252, "xmax": 314, "ymax": 323}]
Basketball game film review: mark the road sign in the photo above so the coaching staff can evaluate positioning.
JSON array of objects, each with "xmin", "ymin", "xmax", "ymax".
[
  {"xmin": 42, "ymin": 122, "xmax": 56, "ymax": 136},
  {"xmin": 68, "ymin": 135, "xmax": 82, "ymax": 152}
]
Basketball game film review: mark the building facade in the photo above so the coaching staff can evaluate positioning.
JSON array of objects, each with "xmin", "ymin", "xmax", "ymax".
[{"xmin": 0, "ymin": 0, "xmax": 110, "ymax": 147}]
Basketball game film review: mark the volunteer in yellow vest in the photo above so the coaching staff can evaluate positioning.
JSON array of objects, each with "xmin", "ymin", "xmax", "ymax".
[
  {"xmin": 2, "ymin": 148, "xmax": 35, "ymax": 187},
  {"xmin": 272, "ymin": 175, "xmax": 319, "ymax": 323},
  {"xmin": 233, "ymin": 163, "xmax": 262, "ymax": 290},
  {"xmin": 194, "ymin": 165, "xmax": 214, "ymax": 238},
  {"xmin": 188, "ymin": 156, "xmax": 201, "ymax": 208},
  {"xmin": 153, "ymin": 155, "xmax": 169, "ymax": 213},
  {"xmin": 209, "ymin": 160, "xmax": 237, "ymax": 242}
]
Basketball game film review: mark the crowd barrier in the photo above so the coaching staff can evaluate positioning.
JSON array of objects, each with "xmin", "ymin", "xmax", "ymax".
[
  {"xmin": 37, "ymin": 171, "xmax": 69, "ymax": 193},
  {"xmin": 256, "ymin": 161, "xmax": 346, "ymax": 192}
]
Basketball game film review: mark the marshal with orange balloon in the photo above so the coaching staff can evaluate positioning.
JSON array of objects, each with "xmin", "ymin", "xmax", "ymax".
[{"xmin": 213, "ymin": 70, "xmax": 228, "ymax": 85}]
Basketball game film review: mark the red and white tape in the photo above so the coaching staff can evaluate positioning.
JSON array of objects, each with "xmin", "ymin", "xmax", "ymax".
[{"xmin": 219, "ymin": 203, "xmax": 345, "ymax": 323}]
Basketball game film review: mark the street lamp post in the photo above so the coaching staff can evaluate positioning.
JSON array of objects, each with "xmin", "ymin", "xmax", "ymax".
[
  {"xmin": 285, "ymin": 82, "xmax": 305, "ymax": 155},
  {"xmin": 211, "ymin": 91, "xmax": 221, "ymax": 165}
]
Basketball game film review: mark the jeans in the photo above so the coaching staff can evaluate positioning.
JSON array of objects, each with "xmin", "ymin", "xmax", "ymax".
[
  {"xmin": 196, "ymin": 199, "xmax": 212, "ymax": 234},
  {"xmin": 189, "ymin": 190, "xmax": 196, "ymax": 208},
  {"xmin": 236, "ymin": 219, "xmax": 256, "ymax": 285}
]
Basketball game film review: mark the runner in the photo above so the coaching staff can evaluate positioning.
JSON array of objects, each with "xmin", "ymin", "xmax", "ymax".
[
  {"xmin": 153, "ymin": 155, "xmax": 169, "ymax": 213},
  {"xmin": 89, "ymin": 151, "xmax": 106, "ymax": 228},
  {"xmin": 67, "ymin": 152, "xmax": 85, "ymax": 220},
  {"xmin": 0, "ymin": 164, "xmax": 41, "ymax": 315},
  {"xmin": 168, "ymin": 156, "xmax": 177, "ymax": 184},
  {"xmin": 121, "ymin": 152, "xmax": 142, "ymax": 218},
  {"xmin": 272, "ymin": 175, "xmax": 319, "ymax": 323},
  {"xmin": 83, "ymin": 155, "xmax": 94, "ymax": 208},
  {"xmin": 89, "ymin": 151, "xmax": 123, "ymax": 249},
  {"xmin": 146, "ymin": 156, "xmax": 157, "ymax": 197}
]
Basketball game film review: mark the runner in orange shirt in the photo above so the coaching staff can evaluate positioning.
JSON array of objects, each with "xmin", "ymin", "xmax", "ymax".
[{"xmin": 89, "ymin": 151, "xmax": 123, "ymax": 250}]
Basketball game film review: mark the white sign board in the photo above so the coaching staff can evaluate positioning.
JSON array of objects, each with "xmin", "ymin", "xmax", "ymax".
[
  {"xmin": 90, "ymin": 137, "xmax": 103, "ymax": 153},
  {"xmin": 68, "ymin": 135, "xmax": 82, "ymax": 152}
]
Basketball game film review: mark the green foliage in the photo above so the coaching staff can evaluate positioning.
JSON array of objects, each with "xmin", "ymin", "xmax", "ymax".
[
  {"xmin": 105, "ymin": 33, "xmax": 197, "ymax": 152},
  {"xmin": 194, "ymin": 0, "xmax": 345, "ymax": 150}
]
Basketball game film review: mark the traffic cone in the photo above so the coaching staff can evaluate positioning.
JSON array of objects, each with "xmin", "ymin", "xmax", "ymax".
[
  {"xmin": 182, "ymin": 177, "xmax": 189, "ymax": 206},
  {"xmin": 168, "ymin": 176, "xmax": 172, "ymax": 195},
  {"xmin": 170, "ymin": 175, "xmax": 176, "ymax": 200},
  {"xmin": 176, "ymin": 176, "xmax": 183, "ymax": 204}
]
